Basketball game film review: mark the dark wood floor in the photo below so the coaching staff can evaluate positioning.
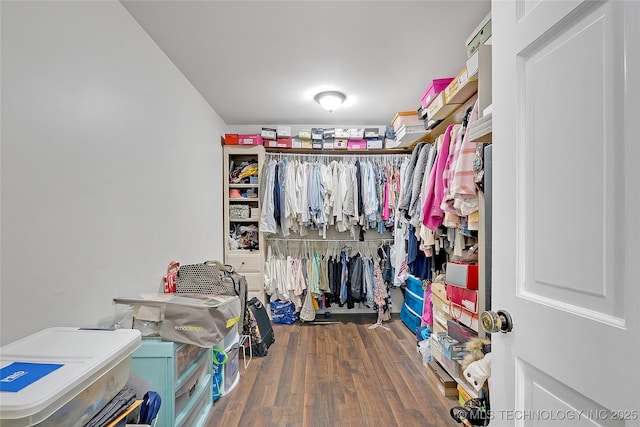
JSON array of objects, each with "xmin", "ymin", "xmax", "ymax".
[{"xmin": 206, "ymin": 313, "xmax": 457, "ymax": 427}]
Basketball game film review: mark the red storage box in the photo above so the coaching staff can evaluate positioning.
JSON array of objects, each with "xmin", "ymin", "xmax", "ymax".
[
  {"xmin": 446, "ymin": 286, "xmax": 478, "ymax": 313},
  {"xmin": 224, "ymin": 134, "xmax": 239, "ymax": 145},
  {"xmin": 421, "ymin": 77, "xmax": 455, "ymax": 109},
  {"xmin": 237, "ymin": 134, "xmax": 263, "ymax": 146},
  {"xmin": 445, "ymin": 262, "xmax": 478, "ymax": 290},
  {"xmin": 276, "ymin": 137, "xmax": 292, "ymax": 148}
]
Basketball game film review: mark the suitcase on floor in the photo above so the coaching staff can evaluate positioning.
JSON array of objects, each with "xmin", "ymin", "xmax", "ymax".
[{"xmin": 243, "ymin": 297, "xmax": 275, "ymax": 357}]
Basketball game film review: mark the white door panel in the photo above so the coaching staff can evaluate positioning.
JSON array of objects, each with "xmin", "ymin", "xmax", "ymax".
[
  {"xmin": 521, "ymin": 1, "xmax": 624, "ymax": 322},
  {"xmin": 492, "ymin": 0, "xmax": 639, "ymax": 425}
]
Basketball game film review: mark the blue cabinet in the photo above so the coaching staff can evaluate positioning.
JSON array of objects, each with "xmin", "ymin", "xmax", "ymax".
[{"xmin": 131, "ymin": 339, "xmax": 212, "ymax": 427}]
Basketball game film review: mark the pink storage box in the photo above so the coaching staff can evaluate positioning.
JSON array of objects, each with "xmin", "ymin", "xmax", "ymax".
[
  {"xmin": 347, "ymin": 139, "xmax": 367, "ymax": 150},
  {"xmin": 238, "ymin": 134, "xmax": 263, "ymax": 145},
  {"xmin": 421, "ymin": 78, "xmax": 454, "ymax": 109}
]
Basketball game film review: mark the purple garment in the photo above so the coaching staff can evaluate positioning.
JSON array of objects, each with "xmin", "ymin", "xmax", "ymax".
[{"xmin": 421, "ymin": 125, "xmax": 454, "ymax": 230}]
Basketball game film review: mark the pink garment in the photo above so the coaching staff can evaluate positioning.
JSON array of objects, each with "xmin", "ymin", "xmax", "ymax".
[
  {"xmin": 441, "ymin": 125, "xmax": 464, "ymax": 214},
  {"xmin": 451, "ymin": 100, "xmax": 480, "ymax": 198},
  {"xmin": 421, "ymin": 125, "xmax": 454, "ymax": 230},
  {"xmin": 382, "ymin": 180, "xmax": 390, "ymax": 221}
]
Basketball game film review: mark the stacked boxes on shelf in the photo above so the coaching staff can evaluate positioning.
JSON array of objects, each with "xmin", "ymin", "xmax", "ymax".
[
  {"xmin": 224, "ymin": 133, "xmax": 263, "ymax": 146},
  {"xmin": 297, "ymin": 128, "xmax": 312, "ymax": 149},
  {"xmin": 231, "ymin": 125, "xmax": 391, "ymax": 151},
  {"xmin": 391, "ymin": 111, "xmax": 427, "ymax": 147},
  {"xmin": 364, "ymin": 127, "xmax": 383, "ymax": 149}
]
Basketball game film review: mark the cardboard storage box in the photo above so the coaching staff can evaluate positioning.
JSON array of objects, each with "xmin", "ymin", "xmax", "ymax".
[
  {"xmin": 431, "ymin": 281, "xmax": 447, "ymax": 302},
  {"xmin": 311, "ymin": 128, "xmax": 324, "ymax": 140},
  {"xmin": 366, "ymin": 138, "xmax": 384, "ymax": 149},
  {"xmin": 426, "ymin": 92, "xmax": 446, "ymax": 120},
  {"xmin": 432, "ymin": 293, "xmax": 452, "ymax": 328},
  {"xmin": 466, "ymin": 11, "xmax": 492, "ymax": 58},
  {"xmin": 445, "ymin": 262, "xmax": 479, "ymax": 289},
  {"xmin": 335, "ymin": 128, "xmax": 350, "ymax": 138},
  {"xmin": 348, "ymin": 128, "xmax": 365, "ymax": 139},
  {"xmin": 0, "ymin": 328, "xmax": 141, "ymax": 427},
  {"xmin": 276, "ymin": 125, "xmax": 291, "ymax": 137},
  {"xmin": 334, "ymin": 138, "xmax": 348, "ymax": 149},
  {"xmin": 261, "ymin": 127, "xmax": 277, "ymax": 140},
  {"xmin": 298, "ymin": 129, "xmax": 312, "ymax": 139},
  {"xmin": 364, "ymin": 128, "xmax": 380, "ymax": 138},
  {"xmin": 427, "ymin": 361, "xmax": 458, "ymax": 397},
  {"xmin": 392, "ymin": 111, "xmax": 422, "ymax": 132}
]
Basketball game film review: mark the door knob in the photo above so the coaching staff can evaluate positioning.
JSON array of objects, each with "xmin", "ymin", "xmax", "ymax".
[{"xmin": 480, "ymin": 309, "xmax": 513, "ymax": 333}]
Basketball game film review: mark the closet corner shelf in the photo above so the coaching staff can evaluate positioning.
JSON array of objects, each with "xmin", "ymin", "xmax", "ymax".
[
  {"xmin": 422, "ymin": 93, "xmax": 479, "ymax": 144},
  {"xmin": 229, "ymin": 218, "xmax": 259, "ymax": 223},
  {"xmin": 467, "ymin": 112, "xmax": 492, "ymax": 142}
]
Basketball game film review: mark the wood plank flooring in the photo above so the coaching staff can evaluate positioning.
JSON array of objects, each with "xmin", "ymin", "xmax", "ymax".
[{"xmin": 205, "ymin": 313, "xmax": 457, "ymax": 427}]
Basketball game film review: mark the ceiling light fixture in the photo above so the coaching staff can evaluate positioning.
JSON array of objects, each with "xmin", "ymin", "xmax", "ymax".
[{"xmin": 314, "ymin": 91, "xmax": 347, "ymax": 113}]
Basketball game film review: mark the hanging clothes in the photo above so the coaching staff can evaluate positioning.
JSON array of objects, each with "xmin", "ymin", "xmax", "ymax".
[
  {"xmin": 421, "ymin": 125, "xmax": 455, "ymax": 231},
  {"xmin": 259, "ymin": 160, "xmax": 278, "ymax": 234},
  {"xmin": 261, "ymin": 154, "xmax": 408, "ymax": 238}
]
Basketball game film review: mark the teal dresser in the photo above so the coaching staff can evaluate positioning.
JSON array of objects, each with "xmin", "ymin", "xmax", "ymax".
[{"xmin": 131, "ymin": 339, "xmax": 212, "ymax": 427}]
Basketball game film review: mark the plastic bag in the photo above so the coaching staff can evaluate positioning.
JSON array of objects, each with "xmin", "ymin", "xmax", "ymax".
[{"xmin": 270, "ymin": 300, "xmax": 298, "ymax": 324}]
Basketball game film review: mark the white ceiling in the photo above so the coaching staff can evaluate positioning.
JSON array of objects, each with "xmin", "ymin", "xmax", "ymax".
[{"xmin": 121, "ymin": 0, "xmax": 491, "ymax": 126}]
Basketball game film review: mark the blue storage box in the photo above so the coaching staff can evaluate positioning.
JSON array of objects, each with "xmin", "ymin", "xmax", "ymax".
[
  {"xmin": 403, "ymin": 287, "xmax": 424, "ymax": 316},
  {"xmin": 405, "ymin": 275, "xmax": 425, "ymax": 296},
  {"xmin": 400, "ymin": 303, "xmax": 421, "ymax": 334}
]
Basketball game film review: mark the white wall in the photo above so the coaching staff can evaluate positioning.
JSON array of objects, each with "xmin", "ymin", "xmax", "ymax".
[{"xmin": 0, "ymin": 1, "xmax": 226, "ymax": 345}]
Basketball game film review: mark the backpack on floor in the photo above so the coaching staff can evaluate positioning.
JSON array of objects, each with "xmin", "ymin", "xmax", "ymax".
[{"xmin": 243, "ymin": 297, "xmax": 274, "ymax": 357}]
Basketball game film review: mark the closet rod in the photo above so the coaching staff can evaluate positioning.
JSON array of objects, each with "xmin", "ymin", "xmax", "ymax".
[{"xmin": 266, "ymin": 237, "xmax": 393, "ymax": 243}]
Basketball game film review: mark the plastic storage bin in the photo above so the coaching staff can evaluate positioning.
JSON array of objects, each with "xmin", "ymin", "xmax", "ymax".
[{"xmin": 0, "ymin": 327, "xmax": 141, "ymax": 427}]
